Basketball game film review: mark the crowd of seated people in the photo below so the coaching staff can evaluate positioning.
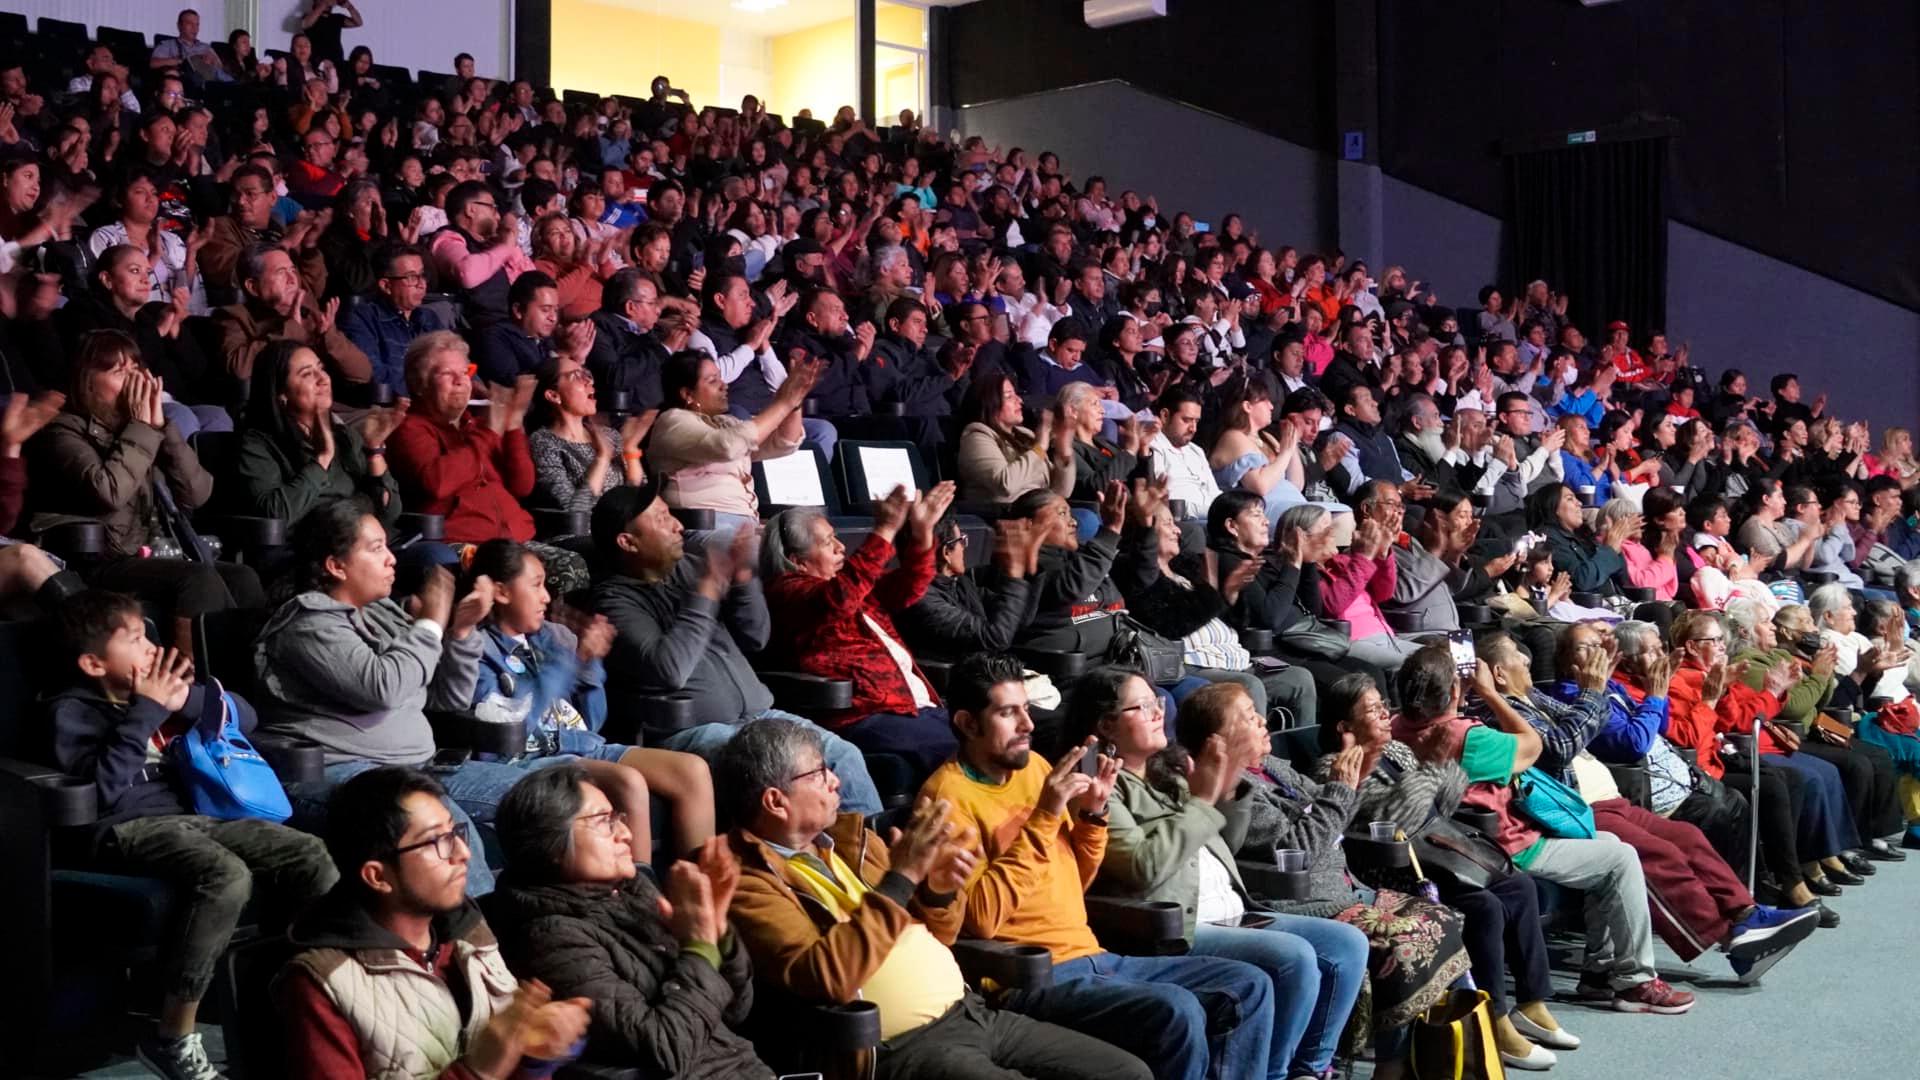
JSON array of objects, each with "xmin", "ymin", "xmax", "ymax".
[{"xmin": 3, "ymin": 11, "xmax": 1919, "ymax": 1079}]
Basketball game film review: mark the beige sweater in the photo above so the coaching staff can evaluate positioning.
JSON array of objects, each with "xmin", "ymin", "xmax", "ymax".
[
  {"xmin": 648, "ymin": 408, "xmax": 802, "ymax": 517},
  {"xmin": 956, "ymin": 421, "xmax": 1073, "ymax": 504}
]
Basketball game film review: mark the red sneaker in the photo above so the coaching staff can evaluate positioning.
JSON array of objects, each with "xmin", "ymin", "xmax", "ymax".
[{"xmin": 1613, "ymin": 978, "xmax": 1695, "ymax": 1014}]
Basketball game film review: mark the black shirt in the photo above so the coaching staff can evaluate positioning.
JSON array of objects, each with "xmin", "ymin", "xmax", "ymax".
[{"xmin": 305, "ymin": 13, "xmax": 353, "ymax": 67}]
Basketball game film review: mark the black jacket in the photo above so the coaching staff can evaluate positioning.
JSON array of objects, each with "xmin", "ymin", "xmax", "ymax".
[
  {"xmin": 1012, "ymin": 528, "xmax": 1156, "ymax": 655},
  {"xmin": 866, "ymin": 333, "xmax": 961, "ymax": 417},
  {"xmin": 585, "ymin": 310, "xmax": 669, "ymax": 412},
  {"xmin": 1214, "ymin": 546, "xmax": 1319, "ymax": 636},
  {"xmin": 775, "ymin": 326, "xmax": 870, "ymax": 419},
  {"xmin": 898, "ymin": 570, "xmax": 1033, "ymax": 658},
  {"xmin": 1116, "ymin": 550, "xmax": 1231, "ymax": 642},
  {"xmin": 483, "ymin": 873, "xmax": 770, "ymax": 1078},
  {"xmin": 1071, "ymin": 434, "xmax": 1138, "ymax": 502},
  {"xmin": 48, "ymin": 682, "xmax": 255, "ymax": 833}
]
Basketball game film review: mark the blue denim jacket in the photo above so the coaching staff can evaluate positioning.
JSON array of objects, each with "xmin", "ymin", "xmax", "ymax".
[
  {"xmin": 341, "ymin": 299, "xmax": 448, "ymax": 396},
  {"xmin": 472, "ymin": 621, "xmax": 608, "ymax": 758}
]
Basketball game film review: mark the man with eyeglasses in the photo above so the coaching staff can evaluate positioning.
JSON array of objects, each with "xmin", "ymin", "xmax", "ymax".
[
  {"xmin": 342, "ymin": 243, "xmax": 447, "ymax": 396},
  {"xmin": 279, "ymin": 766, "xmax": 592, "ymax": 1080},
  {"xmin": 720, "ymin": 713, "xmax": 1153, "ymax": 1080},
  {"xmin": 199, "ymin": 163, "xmax": 328, "ymax": 299},
  {"xmin": 287, "ymin": 127, "xmax": 346, "ymax": 210},
  {"xmin": 583, "ymin": 267, "xmax": 684, "ymax": 416},
  {"xmin": 430, "ymin": 179, "xmax": 536, "ymax": 330}
]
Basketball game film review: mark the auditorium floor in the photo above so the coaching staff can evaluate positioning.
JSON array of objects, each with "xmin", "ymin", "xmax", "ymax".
[{"xmin": 63, "ymin": 857, "xmax": 1914, "ymax": 1078}]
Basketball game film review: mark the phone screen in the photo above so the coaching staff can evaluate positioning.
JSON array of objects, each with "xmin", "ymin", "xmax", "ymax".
[{"xmin": 1447, "ymin": 630, "xmax": 1476, "ymax": 678}]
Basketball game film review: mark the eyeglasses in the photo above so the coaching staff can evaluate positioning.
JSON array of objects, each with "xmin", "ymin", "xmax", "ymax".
[
  {"xmin": 382, "ymin": 272, "xmax": 426, "ymax": 284},
  {"xmin": 1117, "ymin": 698, "xmax": 1165, "ymax": 717},
  {"xmin": 575, "ymin": 809, "xmax": 629, "ymax": 837},
  {"xmin": 559, "ymin": 368, "xmax": 595, "ymax": 385},
  {"xmin": 940, "ymin": 533, "xmax": 968, "ymax": 550},
  {"xmin": 788, "ymin": 762, "xmax": 832, "ymax": 785},
  {"xmin": 391, "ymin": 820, "xmax": 470, "ymax": 861},
  {"xmin": 470, "ymin": 200, "xmax": 497, "ymax": 211},
  {"xmin": 1687, "ymin": 634, "xmax": 1725, "ymax": 646}
]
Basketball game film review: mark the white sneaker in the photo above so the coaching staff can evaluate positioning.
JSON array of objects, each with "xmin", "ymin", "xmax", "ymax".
[
  {"xmin": 1500, "ymin": 1043, "xmax": 1558, "ymax": 1071},
  {"xmin": 1510, "ymin": 1009, "xmax": 1581, "ymax": 1050},
  {"xmin": 135, "ymin": 1032, "xmax": 225, "ymax": 1080}
]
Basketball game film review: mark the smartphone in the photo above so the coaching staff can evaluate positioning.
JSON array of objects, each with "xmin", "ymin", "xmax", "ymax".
[
  {"xmin": 1209, "ymin": 912, "xmax": 1274, "ymax": 930},
  {"xmin": 1447, "ymin": 630, "xmax": 1476, "ymax": 679},
  {"xmin": 428, "ymin": 748, "xmax": 471, "ymax": 774},
  {"xmin": 1076, "ymin": 741, "xmax": 1114, "ymax": 778},
  {"xmin": 1193, "ymin": 221, "xmax": 1212, "ymax": 233}
]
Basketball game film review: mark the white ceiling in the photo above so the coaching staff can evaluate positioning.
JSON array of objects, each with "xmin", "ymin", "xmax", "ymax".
[{"xmin": 586, "ymin": 0, "xmax": 975, "ymax": 38}]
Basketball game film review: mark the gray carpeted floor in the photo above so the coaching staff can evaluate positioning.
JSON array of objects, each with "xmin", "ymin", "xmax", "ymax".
[{"xmin": 67, "ymin": 858, "xmax": 1916, "ymax": 1079}]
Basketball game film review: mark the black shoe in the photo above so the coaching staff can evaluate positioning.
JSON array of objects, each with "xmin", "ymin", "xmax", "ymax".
[
  {"xmin": 1815, "ymin": 901, "xmax": 1841, "ymax": 929},
  {"xmin": 1841, "ymin": 852, "xmax": 1876, "ymax": 876},
  {"xmin": 1827, "ymin": 866, "xmax": 1867, "ymax": 886},
  {"xmin": 1807, "ymin": 877, "xmax": 1843, "ymax": 897},
  {"xmin": 1865, "ymin": 838, "xmax": 1907, "ymax": 861}
]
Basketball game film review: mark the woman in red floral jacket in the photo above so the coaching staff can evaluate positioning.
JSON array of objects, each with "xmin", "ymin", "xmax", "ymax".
[{"xmin": 762, "ymin": 481, "xmax": 959, "ymax": 776}]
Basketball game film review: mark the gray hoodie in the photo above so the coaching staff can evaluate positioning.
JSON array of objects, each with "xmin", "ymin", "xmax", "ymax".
[{"xmin": 254, "ymin": 593, "xmax": 482, "ymax": 767}]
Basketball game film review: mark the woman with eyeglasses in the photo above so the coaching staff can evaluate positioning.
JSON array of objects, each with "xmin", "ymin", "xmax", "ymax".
[
  {"xmin": 464, "ymin": 539, "xmax": 713, "ymax": 865},
  {"xmin": 488, "ymin": 764, "xmax": 774, "ymax": 1077}
]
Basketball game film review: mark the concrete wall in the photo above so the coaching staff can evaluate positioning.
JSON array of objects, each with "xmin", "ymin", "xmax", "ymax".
[
  {"xmin": 1380, "ymin": 175, "xmax": 1503, "ymax": 315},
  {"xmin": 958, "ymin": 81, "xmax": 1329, "ymax": 253},
  {"xmin": 1667, "ymin": 222, "xmax": 1920, "ymax": 431}
]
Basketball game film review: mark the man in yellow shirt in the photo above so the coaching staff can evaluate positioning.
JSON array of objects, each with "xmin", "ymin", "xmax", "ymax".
[
  {"xmin": 918, "ymin": 654, "xmax": 1281, "ymax": 1080},
  {"xmin": 720, "ymin": 716, "xmax": 1152, "ymax": 1080}
]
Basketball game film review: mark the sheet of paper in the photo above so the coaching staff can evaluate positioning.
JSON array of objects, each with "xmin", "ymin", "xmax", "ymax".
[
  {"xmin": 860, "ymin": 445, "xmax": 919, "ymax": 502},
  {"xmin": 760, "ymin": 451, "xmax": 827, "ymax": 506}
]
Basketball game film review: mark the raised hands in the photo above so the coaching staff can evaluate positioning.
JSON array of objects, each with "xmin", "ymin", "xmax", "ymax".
[
  {"xmin": 464, "ymin": 980, "xmax": 593, "ymax": 1080},
  {"xmin": 132, "ymin": 646, "xmax": 194, "ymax": 714},
  {"xmin": 449, "ymin": 575, "xmax": 495, "ymax": 640},
  {"xmin": 1096, "ymin": 479, "xmax": 1130, "ymax": 534},
  {"xmin": 872, "ymin": 485, "xmax": 912, "ymax": 540},
  {"xmin": 355, "ymin": 399, "xmax": 408, "ymax": 452},
  {"xmin": 908, "ymin": 481, "xmax": 956, "ymax": 548},
  {"xmin": 885, "ymin": 796, "xmax": 956, "ymax": 885},
  {"xmin": 0, "ymin": 391, "xmax": 64, "ymax": 454},
  {"xmin": 992, "ymin": 518, "xmax": 1043, "ymax": 579}
]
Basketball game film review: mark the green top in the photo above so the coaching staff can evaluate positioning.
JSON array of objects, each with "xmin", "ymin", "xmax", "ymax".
[{"xmin": 1732, "ymin": 646, "xmax": 1834, "ymax": 734}]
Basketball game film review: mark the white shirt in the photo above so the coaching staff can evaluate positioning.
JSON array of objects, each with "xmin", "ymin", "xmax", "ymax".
[
  {"xmin": 1149, "ymin": 433, "xmax": 1221, "ymax": 518},
  {"xmin": 68, "ymin": 76, "xmax": 142, "ymax": 114},
  {"xmin": 86, "ymin": 224, "xmax": 208, "ymax": 314},
  {"xmin": 688, "ymin": 327, "xmax": 787, "ymax": 389},
  {"xmin": 1194, "ymin": 848, "xmax": 1246, "ymax": 925},
  {"xmin": 863, "ymin": 613, "xmax": 937, "ymax": 709}
]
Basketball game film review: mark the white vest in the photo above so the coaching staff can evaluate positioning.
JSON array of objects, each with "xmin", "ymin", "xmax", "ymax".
[{"xmin": 286, "ymin": 929, "xmax": 520, "ymax": 1080}]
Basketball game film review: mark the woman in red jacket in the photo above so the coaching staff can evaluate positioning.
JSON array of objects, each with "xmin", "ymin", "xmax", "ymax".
[{"xmin": 761, "ymin": 481, "xmax": 959, "ymax": 777}]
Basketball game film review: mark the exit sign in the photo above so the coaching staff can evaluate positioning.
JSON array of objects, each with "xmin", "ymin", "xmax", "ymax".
[{"xmin": 1567, "ymin": 130, "xmax": 1597, "ymax": 145}]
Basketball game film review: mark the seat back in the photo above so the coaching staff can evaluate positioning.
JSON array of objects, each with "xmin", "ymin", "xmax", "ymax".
[
  {"xmin": 0, "ymin": 616, "xmax": 58, "ymax": 762},
  {"xmin": 218, "ymin": 936, "xmax": 298, "ymax": 1079},
  {"xmin": 835, "ymin": 439, "xmax": 930, "ymax": 508},
  {"xmin": 753, "ymin": 446, "xmax": 843, "ymax": 516},
  {"xmin": 96, "ymin": 26, "xmax": 148, "ymax": 68},
  {"xmin": 194, "ymin": 608, "xmax": 272, "ymax": 702},
  {"xmin": 1271, "ymin": 724, "xmax": 1325, "ymax": 775}
]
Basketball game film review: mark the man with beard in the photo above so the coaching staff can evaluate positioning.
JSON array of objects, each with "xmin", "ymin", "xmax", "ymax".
[
  {"xmin": 427, "ymin": 180, "xmax": 535, "ymax": 330},
  {"xmin": 1435, "ymin": 399, "xmax": 1532, "ymax": 517},
  {"xmin": 1392, "ymin": 392, "xmax": 1455, "ymax": 492},
  {"xmin": 776, "ymin": 287, "xmax": 872, "ymax": 422}
]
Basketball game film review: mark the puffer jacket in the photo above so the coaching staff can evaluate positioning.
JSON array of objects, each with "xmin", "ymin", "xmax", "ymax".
[
  {"xmin": 28, "ymin": 409, "xmax": 213, "ymax": 556},
  {"xmin": 482, "ymin": 873, "xmax": 771, "ymax": 1078}
]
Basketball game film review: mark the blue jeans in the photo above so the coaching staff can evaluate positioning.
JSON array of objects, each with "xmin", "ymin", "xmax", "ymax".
[
  {"xmin": 683, "ymin": 512, "xmax": 759, "ymax": 554},
  {"xmin": 839, "ymin": 706, "xmax": 959, "ymax": 779},
  {"xmin": 289, "ymin": 755, "xmax": 582, "ymax": 896},
  {"xmin": 163, "ymin": 400, "xmax": 233, "ymax": 440},
  {"xmin": 1005, "ymin": 950, "xmax": 1275, "ymax": 1080},
  {"xmin": 1193, "ymin": 913, "xmax": 1369, "ymax": 1076},
  {"xmin": 651, "ymin": 712, "xmax": 883, "ymax": 815}
]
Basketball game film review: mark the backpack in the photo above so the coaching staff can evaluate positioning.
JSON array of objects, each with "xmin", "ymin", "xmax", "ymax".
[{"xmin": 167, "ymin": 680, "xmax": 293, "ymax": 822}]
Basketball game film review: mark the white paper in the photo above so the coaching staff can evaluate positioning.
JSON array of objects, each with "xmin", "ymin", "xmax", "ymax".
[
  {"xmin": 759, "ymin": 451, "xmax": 827, "ymax": 507},
  {"xmin": 860, "ymin": 445, "xmax": 919, "ymax": 502}
]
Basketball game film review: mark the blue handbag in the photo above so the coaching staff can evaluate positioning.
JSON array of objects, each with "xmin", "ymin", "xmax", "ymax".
[
  {"xmin": 1511, "ymin": 767, "xmax": 1596, "ymax": 839},
  {"xmin": 167, "ymin": 679, "xmax": 293, "ymax": 823}
]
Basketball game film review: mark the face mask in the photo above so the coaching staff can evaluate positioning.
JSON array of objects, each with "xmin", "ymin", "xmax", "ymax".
[
  {"xmin": 274, "ymin": 179, "xmax": 288, "ymax": 197},
  {"xmin": 1141, "ymin": 214, "xmax": 1156, "ymax": 229}
]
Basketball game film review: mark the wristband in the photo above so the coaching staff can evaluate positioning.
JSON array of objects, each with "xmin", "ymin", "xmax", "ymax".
[
  {"xmin": 621, "ymin": 451, "xmax": 643, "ymax": 462},
  {"xmin": 364, "ymin": 445, "xmax": 385, "ymax": 456}
]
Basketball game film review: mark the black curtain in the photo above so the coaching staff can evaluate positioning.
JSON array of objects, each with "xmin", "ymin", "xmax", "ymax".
[{"xmin": 1505, "ymin": 137, "xmax": 1668, "ymax": 338}]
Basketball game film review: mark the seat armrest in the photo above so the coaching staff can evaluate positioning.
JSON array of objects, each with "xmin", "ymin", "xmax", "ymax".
[
  {"xmin": 213, "ymin": 515, "xmax": 288, "ymax": 548},
  {"xmin": 1620, "ymin": 586, "xmax": 1655, "ymax": 602},
  {"xmin": 951, "ymin": 939, "xmax": 1054, "ymax": 991},
  {"xmin": 809, "ymin": 1000, "xmax": 882, "ymax": 1051},
  {"xmin": 1670, "ymin": 744, "xmax": 1700, "ymax": 769},
  {"xmin": 1384, "ymin": 610, "xmax": 1426, "ymax": 634},
  {"xmin": 252, "ymin": 737, "xmax": 324, "ymax": 785},
  {"xmin": 1086, "ymin": 896, "xmax": 1187, "ymax": 956},
  {"xmin": 1236, "ymin": 859, "xmax": 1311, "ymax": 901},
  {"xmin": 38, "ymin": 520, "xmax": 106, "ymax": 558},
  {"xmin": 1456, "ymin": 603, "xmax": 1495, "ymax": 628},
  {"xmin": 1724, "ymin": 732, "xmax": 1757, "ymax": 758},
  {"xmin": 0, "ymin": 758, "xmax": 99, "ymax": 828},
  {"xmin": 1238, "ymin": 627, "xmax": 1275, "ymax": 654},
  {"xmin": 1344, "ymin": 835, "xmax": 1413, "ymax": 872},
  {"xmin": 1452, "ymin": 807, "xmax": 1499, "ymax": 839},
  {"xmin": 426, "ymin": 710, "xmax": 525, "ymax": 759},
  {"xmin": 760, "ymin": 671, "xmax": 854, "ymax": 712},
  {"xmin": 396, "ymin": 512, "xmax": 446, "ymax": 541},
  {"xmin": 532, "ymin": 508, "xmax": 591, "ymax": 539},
  {"xmin": 919, "ymin": 658, "xmax": 953, "ymax": 694},
  {"xmin": 1605, "ymin": 760, "xmax": 1652, "ymax": 810},
  {"xmin": 1013, "ymin": 647, "xmax": 1087, "ymax": 680},
  {"xmin": 670, "ymin": 507, "xmax": 717, "ymax": 531},
  {"xmin": 1800, "ymin": 570, "xmax": 1839, "ymax": 586},
  {"xmin": 874, "ymin": 401, "xmax": 906, "ymax": 417},
  {"xmin": 1570, "ymin": 591, "xmax": 1605, "ymax": 608}
]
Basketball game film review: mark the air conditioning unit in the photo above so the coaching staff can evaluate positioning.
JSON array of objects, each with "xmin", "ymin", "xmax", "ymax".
[{"xmin": 1084, "ymin": 0, "xmax": 1167, "ymax": 29}]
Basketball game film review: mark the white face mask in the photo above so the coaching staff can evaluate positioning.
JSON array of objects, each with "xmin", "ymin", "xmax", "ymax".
[
  {"xmin": 1561, "ymin": 369, "xmax": 1577, "ymax": 385},
  {"xmin": 274, "ymin": 179, "xmax": 288, "ymax": 198}
]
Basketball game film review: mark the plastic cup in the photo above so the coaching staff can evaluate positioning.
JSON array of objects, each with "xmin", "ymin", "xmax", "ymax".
[
  {"xmin": 1274, "ymin": 847, "xmax": 1307, "ymax": 872},
  {"xmin": 1369, "ymin": 820, "xmax": 1399, "ymax": 842}
]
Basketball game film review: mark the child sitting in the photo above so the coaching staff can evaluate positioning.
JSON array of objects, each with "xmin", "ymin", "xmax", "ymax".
[
  {"xmin": 464, "ymin": 539, "xmax": 714, "ymax": 863},
  {"xmin": 48, "ymin": 590, "xmax": 338, "ymax": 1080}
]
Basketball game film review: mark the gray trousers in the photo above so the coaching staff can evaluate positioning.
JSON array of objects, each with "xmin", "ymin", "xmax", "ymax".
[
  {"xmin": 1188, "ymin": 663, "xmax": 1319, "ymax": 729},
  {"xmin": 105, "ymin": 815, "xmax": 339, "ymax": 1001},
  {"xmin": 1522, "ymin": 831, "xmax": 1657, "ymax": 988},
  {"xmin": 878, "ymin": 994, "xmax": 1153, "ymax": 1080}
]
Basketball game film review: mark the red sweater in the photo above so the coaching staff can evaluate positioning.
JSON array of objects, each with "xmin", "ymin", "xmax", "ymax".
[
  {"xmin": 388, "ymin": 412, "xmax": 537, "ymax": 543},
  {"xmin": 765, "ymin": 532, "xmax": 937, "ymax": 727},
  {"xmin": 1666, "ymin": 665, "xmax": 1783, "ymax": 779}
]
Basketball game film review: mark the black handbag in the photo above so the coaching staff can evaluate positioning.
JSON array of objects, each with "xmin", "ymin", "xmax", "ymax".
[
  {"xmin": 1282, "ymin": 615, "xmax": 1353, "ymax": 661},
  {"xmin": 1106, "ymin": 615, "xmax": 1186, "ymax": 686}
]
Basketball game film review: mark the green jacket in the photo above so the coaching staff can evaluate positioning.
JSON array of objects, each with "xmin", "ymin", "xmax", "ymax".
[
  {"xmin": 234, "ymin": 421, "xmax": 401, "ymax": 530},
  {"xmin": 1095, "ymin": 767, "xmax": 1257, "ymax": 942},
  {"xmin": 1732, "ymin": 646, "xmax": 1834, "ymax": 734}
]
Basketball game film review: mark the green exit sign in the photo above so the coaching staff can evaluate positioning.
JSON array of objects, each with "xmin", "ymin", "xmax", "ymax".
[{"xmin": 1567, "ymin": 130, "xmax": 1597, "ymax": 145}]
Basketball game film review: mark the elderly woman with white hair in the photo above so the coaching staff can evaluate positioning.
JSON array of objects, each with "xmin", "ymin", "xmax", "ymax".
[
  {"xmin": 1065, "ymin": 380, "xmax": 1144, "ymax": 502},
  {"xmin": 1841, "ymin": 596, "xmax": 1920, "ymax": 849},
  {"xmin": 1260, "ymin": 498, "xmax": 1420, "ymax": 679},
  {"xmin": 761, "ymin": 481, "xmax": 962, "ymax": 776}
]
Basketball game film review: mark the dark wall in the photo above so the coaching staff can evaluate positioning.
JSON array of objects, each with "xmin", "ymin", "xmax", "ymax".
[
  {"xmin": 946, "ymin": 0, "xmax": 1334, "ymax": 155},
  {"xmin": 1379, "ymin": 0, "xmax": 1920, "ymax": 311}
]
